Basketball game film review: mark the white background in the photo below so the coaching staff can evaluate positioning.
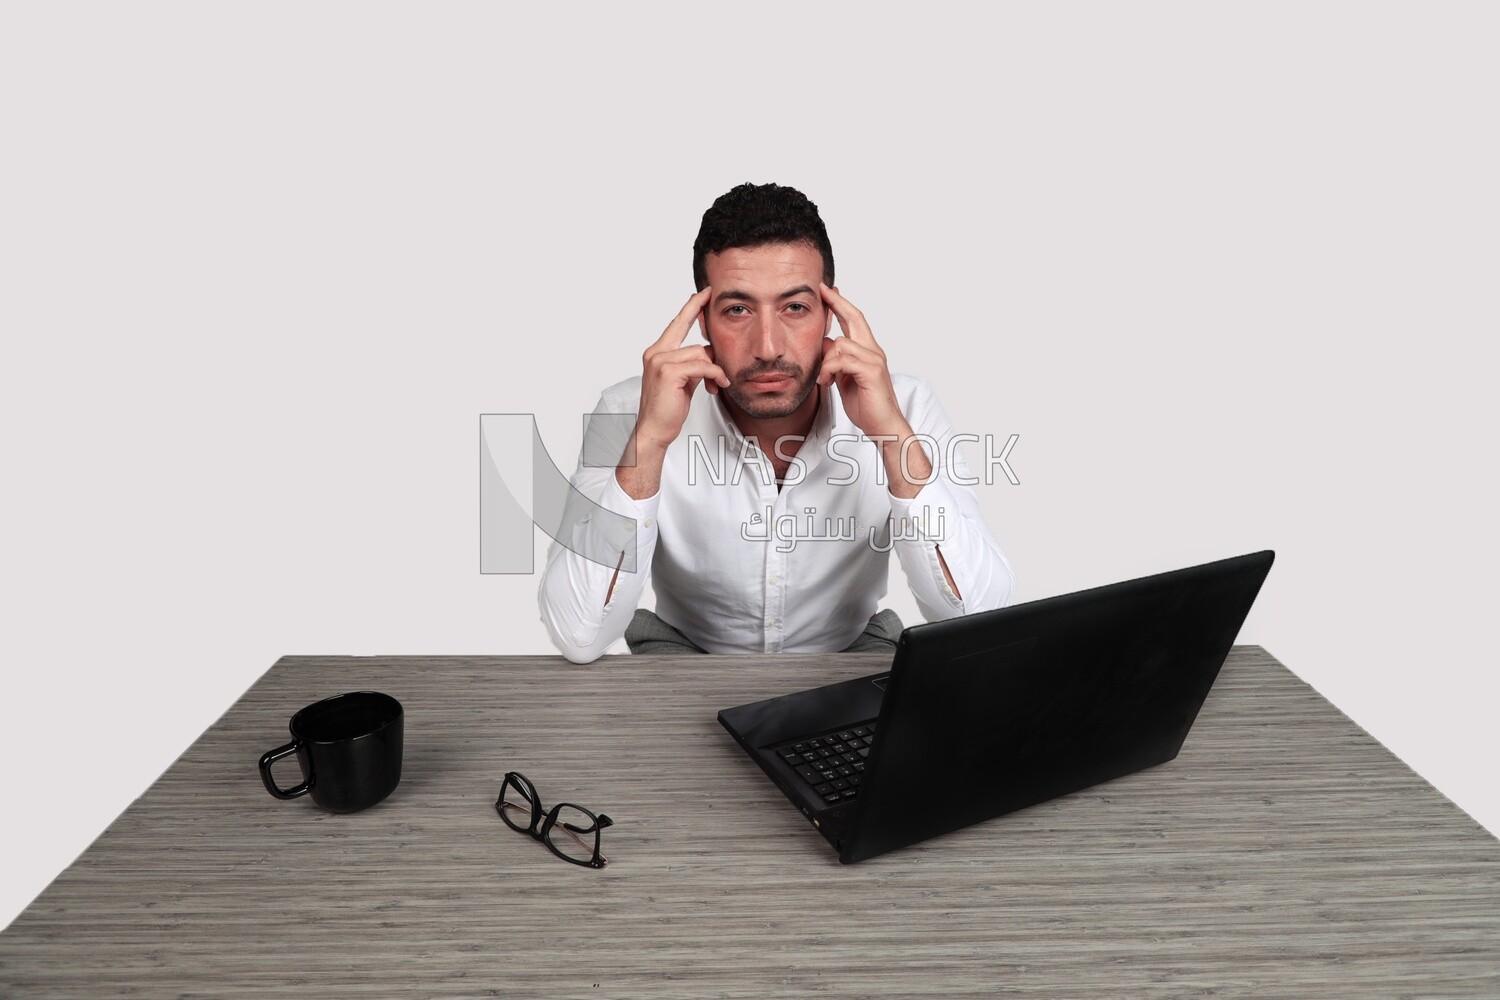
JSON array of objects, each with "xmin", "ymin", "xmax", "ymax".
[{"xmin": 2, "ymin": 2, "xmax": 1495, "ymax": 930}]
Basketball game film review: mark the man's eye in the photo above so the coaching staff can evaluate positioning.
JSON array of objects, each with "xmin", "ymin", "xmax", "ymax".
[
  {"xmin": 786, "ymin": 302, "xmax": 809, "ymax": 313},
  {"xmin": 725, "ymin": 305, "xmax": 748, "ymax": 316}
]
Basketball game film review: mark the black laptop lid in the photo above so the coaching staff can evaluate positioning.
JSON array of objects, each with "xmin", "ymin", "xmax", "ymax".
[{"xmin": 839, "ymin": 550, "xmax": 1274, "ymax": 864}]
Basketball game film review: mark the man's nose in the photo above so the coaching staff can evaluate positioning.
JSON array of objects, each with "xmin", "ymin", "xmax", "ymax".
[{"xmin": 753, "ymin": 313, "xmax": 784, "ymax": 360}]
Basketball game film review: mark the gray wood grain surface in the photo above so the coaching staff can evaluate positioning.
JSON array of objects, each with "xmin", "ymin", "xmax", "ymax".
[{"xmin": 2, "ymin": 647, "xmax": 1497, "ymax": 997}]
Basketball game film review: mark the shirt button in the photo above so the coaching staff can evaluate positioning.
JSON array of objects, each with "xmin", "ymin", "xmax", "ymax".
[
  {"xmin": 770, "ymin": 619, "xmax": 781, "ymax": 628},
  {"xmin": 642, "ymin": 518, "xmax": 654, "ymax": 528},
  {"xmin": 768, "ymin": 576, "xmax": 780, "ymax": 586}
]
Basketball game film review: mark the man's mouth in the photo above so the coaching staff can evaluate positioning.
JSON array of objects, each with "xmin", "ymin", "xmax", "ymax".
[{"xmin": 746, "ymin": 374, "xmax": 794, "ymax": 391}]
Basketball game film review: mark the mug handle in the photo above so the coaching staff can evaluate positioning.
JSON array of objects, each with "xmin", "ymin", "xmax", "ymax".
[{"xmin": 259, "ymin": 741, "xmax": 312, "ymax": 799}]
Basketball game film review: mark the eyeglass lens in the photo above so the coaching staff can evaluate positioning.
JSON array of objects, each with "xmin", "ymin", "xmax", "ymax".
[
  {"xmin": 499, "ymin": 776, "xmax": 538, "ymax": 832},
  {"xmin": 547, "ymin": 804, "xmax": 605, "ymax": 864}
]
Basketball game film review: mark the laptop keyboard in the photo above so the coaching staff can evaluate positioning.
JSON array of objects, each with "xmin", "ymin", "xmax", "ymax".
[{"xmin": 773, "ymin": 720, "xmax": 878, "ymax": 806}]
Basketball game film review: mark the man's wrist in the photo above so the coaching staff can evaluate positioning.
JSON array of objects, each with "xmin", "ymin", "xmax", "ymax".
[
  {"xmin": 875, "ymin": 422, "xmax": 930, "ymax": 500},
  {"xmin": 615, "ymin": 436, "xmax": 668, "ymax": 501},
  {"xmin": 632, "ymin": 418, "xmax": 678, "ymax": 456}
]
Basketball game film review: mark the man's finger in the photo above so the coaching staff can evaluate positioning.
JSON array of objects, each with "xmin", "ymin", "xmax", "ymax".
[
  {"xmin": 650, "ymin": 344, "xmax": 718, "ymax": 368},
  {"xmin": 703, "ymin": 342, "xmax": 721, "ymax": 393},
  {"xmin": 817, "ymin": 349, "xmax": 857, "ymax": 387},
  {"xmin": 819, "ymin": 358, "xmax": 874, "ymax": 387},
  {"xmin": 663, "ymin": 358, "xmax": 731, "ymax": 390},
  {"xmin": 653, "ymin": 288, "xmax": 713, "ymax": 353},
  {"xmin": 820, "ymin": 282, "xmax": 876, "ymax": 347},
  {"xmin": 817, "ymin": 336, "xmax": 839, "ymax": 383},
  {"xmin": 823, "ymin": 334, "xmax": 883, "ymax": 366}
]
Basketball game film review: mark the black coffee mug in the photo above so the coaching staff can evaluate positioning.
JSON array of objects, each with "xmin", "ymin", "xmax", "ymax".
[{"xmin": 259, "ymin": 691, "xmax": 403, "ymax": 813}]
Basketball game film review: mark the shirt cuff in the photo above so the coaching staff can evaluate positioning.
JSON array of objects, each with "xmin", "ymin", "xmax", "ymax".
[{"xmin": 589, "ymin": 469, "xmax": 661, "ymax": 579}]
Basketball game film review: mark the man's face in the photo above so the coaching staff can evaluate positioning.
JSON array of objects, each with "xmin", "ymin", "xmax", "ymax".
[{"xmin": 700, "ymin": 242, "xmax": 834, "ymax": 421}]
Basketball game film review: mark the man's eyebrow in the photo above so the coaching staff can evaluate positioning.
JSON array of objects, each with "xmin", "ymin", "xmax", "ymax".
[{"xmin": 712, "ymin": 285, "xmax": 818, "ymax": 306}]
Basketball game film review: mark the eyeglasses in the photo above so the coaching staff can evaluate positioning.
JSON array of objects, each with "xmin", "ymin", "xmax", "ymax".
[{"xmin": 495, "ymin": 771, "xmax": 614, "ymax": 869}]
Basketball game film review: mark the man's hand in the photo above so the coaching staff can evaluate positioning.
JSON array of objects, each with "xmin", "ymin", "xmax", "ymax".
[
  {"xmin": 817, "ymin": 283, "xmax": 962, "ymax": 600},
  {"xmin": 616, "ymin": 289, "xmax": 730, "ymax": 503},
  {"xmin": 635, "ymin": 288, "xmax": 730, "ymax": 452},
  {"xmin": 816, "ymin": 283, "xmax": 908, "ymax": 441}
]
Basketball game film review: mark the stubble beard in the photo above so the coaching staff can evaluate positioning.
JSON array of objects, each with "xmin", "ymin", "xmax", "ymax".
[{"xmin": 724, "ymin": 351, "xmax": 823, "ymax": 420}]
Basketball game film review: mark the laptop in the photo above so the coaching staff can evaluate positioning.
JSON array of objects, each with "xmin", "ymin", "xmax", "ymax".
[{"xmin": 718, "ymin": 550, "xmax": 1275, "ymax": 864}]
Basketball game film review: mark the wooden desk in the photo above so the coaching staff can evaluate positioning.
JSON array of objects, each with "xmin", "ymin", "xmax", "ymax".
[{"xmin": 2, "ymin": 647, "xmax": 1497, "ymax": 996}]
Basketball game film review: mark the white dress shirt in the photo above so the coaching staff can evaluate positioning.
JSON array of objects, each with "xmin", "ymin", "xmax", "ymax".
[{"xmin": 537, "ymin": 373, "xmax": 1016, "ymax": 663}]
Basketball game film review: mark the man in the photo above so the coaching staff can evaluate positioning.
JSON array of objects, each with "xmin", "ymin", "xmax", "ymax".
[{"xmin": 538, "ymin": 182, "xmax": 1015, "ymax": 663}]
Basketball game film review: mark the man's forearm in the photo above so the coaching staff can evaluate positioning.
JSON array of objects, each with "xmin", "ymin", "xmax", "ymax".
[
  {"xmin": 878, "ymin": 424, "xmax": 962, "ymax": 600},
  {"xmin": 615, "ymin": 435, "xmax": 668, "ymax": 501},
  {"xmin": 605, "ymin": 436, "xmax": 667, "ymax": 606},
  {"xmin": 876, "ymin": 421, "xmax": 927, "ymax": 501}
]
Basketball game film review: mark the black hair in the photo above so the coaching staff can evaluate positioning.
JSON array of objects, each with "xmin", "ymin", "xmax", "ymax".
[{"xmin": 692, "ymin": 182, "xmax": 835, "ymax": 291}]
